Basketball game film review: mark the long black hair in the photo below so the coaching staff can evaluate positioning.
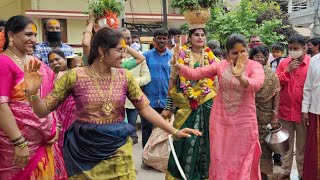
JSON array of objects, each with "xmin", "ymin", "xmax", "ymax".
[
  {"xmin": 4, "ymin": 15, "xmax": 36, "ymax": 50},
  {"xmin": 87, "ymin": 27, "xmax": 123, "ymax": 65}
]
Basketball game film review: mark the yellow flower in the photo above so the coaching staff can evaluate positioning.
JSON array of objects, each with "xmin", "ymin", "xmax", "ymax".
[
  {"xmin": 208, "ymin": 51, "xmax": 214, "ymax": 60},
  {"xmin": 180, "ymin": 76, "xmax": 186, "ymax": 83},
  {"xmin": 207, "ymin": 79, "xmax": 214, "ymax": 88},
  {"xmin": 178, "ymin": 58, "xmax": 184, "ymax": 64},
  {"xmin": 182, "ymin": 45, "xmax": 187, "ymax": 50}
]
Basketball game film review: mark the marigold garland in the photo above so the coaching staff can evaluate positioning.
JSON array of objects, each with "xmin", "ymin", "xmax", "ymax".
[
  {"xmin": 178, "ymin": 44, "xmax": 218, "ymax": 109},
  {"xmin": 104, "ymin": 10, "xmax": 119, "ymax": 29},
  {"xmin": 0, "ymin": 31, "xmax": 5, "ymax": 52}
]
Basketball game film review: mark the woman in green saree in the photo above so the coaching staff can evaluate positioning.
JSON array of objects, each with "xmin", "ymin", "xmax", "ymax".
[{"xmin": 162, "ymin": 28, "xmax": 219, "ymax": 180}]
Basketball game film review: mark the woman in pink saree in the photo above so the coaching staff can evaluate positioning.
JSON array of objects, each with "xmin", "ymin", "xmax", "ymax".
[
  {"xmin": 47, "ymin": 49, "xmax": 76, "ymax": 149},
  {"xmin": 173, "ymin": 34, "xmax": 265, "ymax": 179},
  {"xmin": 0, "ymin": 15, "xmax": 67, "ymax": 179}
]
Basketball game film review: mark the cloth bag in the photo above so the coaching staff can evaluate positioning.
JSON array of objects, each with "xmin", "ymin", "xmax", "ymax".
[{"xmin": 142, "ymin": 115, "xmax": 174, "ymax": 172}]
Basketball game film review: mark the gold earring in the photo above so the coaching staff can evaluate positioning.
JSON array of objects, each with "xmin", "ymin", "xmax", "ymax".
[
  {"xmin": 9, "ymin": 38, "xmax": 13, "ymax": 47},
  {"xmin": 100, "ymin": 56, "xmax": 104, "ymax": 62}
]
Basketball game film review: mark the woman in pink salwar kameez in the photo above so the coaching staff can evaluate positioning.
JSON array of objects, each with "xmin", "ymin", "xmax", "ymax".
[{"xmin": 174, "ymin": 34, "xmax": 265, "ymax": 180}]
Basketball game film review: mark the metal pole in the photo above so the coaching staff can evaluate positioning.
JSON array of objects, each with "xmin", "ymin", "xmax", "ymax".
[
  {"xmin": 312, "ymin": 0, "xmax": 320, "ymax": 36},
  {"xmin": 120, "ymin": 0, "xmax": 125, "ymax": 27},
  {"xmin": 162, "ymin": 0, "xmax": 168, "ymax": 29}
]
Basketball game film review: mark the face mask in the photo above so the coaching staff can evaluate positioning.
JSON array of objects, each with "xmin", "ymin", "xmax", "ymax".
[
  {"xmin": 306, "ymin": 48, "xmax": 312, "ymax": 55},
  {"xmin": 289, "ymin": 50, "xmax": 303, "ymax": 59},
  {"xmin": 171, "ymin": 37, "xmax": 176, "ymax": 46},
  {"xmin": 130, "ymin": 42, "xmax": 141, "ymax": 51},
  {"xmin": 46, "ymin": 31, "xmax": 61, "ymax": 41}
]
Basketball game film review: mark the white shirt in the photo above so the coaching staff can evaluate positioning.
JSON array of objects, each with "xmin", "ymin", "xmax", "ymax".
[{"xmin": 302, "ymin": 54, "xmax": 320, "ymax": 114}]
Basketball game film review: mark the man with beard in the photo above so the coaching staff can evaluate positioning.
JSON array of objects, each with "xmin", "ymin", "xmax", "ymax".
[
  {"xmin": 141, "ymin": 28, "xmax": 172, "ymax": 169},
  {"xmin": 306, "ymin": 37, "xmax": 320, "ymax": 57},
  {"xmin": 34, "ymin": 19, "xmax": 74, "ymax": 66}
]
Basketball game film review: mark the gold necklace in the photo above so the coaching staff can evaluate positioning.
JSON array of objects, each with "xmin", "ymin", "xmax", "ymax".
[
  {"xmin": 191, "ymin": 50, "xmax": 204, "ymax": 67},
  {"xmin": 90, "ymin": 65, "xmax": 114, "ymax": 116},
  {"xmin": 6, "ymin": 49, "xmax": 29, "ymax": 69}
]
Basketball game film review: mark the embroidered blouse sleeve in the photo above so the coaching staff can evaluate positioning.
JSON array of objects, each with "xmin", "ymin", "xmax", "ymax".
[
  {"xmin": 125, "ymin": 70, "xmax": 149, "ymax": 110},
  {"xmin": 246, "ymin": 61, "xmax": 265, "ymax": 92},
  {"xmin": 43, "ymin": 69, "xmax": 76, "ymax": 111},
  {"xmin": 0, "ymin": 59, "xmax": 14, "ymax": 104},
  {"xmin": 179, "ymin": 61, "xmax": 220, "ymax": 80}
]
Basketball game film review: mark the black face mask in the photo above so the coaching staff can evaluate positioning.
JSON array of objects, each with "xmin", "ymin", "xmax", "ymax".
[
  {"xmin": 306, "ymin": 48, "xmax": 312, "ymax": 55},
  {"xmin": 46, "ymin": 31, "xmax": 61, "ymax": 42}
]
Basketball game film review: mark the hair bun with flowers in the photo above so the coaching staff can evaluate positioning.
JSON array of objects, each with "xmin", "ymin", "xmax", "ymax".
[
  {"xmin": 0, "ymin": 31, "xmax": 5, "ymax": 52},
  {"xmin": 87, "ymin": 0, "xmax": 124, "ymax": 29}
]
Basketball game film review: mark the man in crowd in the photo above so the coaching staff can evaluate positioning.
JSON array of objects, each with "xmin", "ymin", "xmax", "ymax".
[
  {"xmin": 141, "ymin": 28, "xmax": 172, "ymax": 169},
  {"xmin": 167, "ymin": 27, "xmax": 181, "ymax": 51},
  {"xmin": 131, "ymin": 35, "xmax": 142, "ymax": 52},
  {"xmin": 301, "ymin": 53, "xmax": 320, "ymax": 180},
  {"xmin": 249, "ymin": 35, "xmax": 262, "ymax": 49},
  {"xmin": 34, "ymin": 19, "xmax": 74, "ymax": 66},
  {"xmin": 306, "ymin": 36, "xmax": 320, "ymax": 57},
  {"xmin": 275, "ymin": 34, "xmax": 310, "ymax": 180},
  {"xmin": 119, "ymin": 28, "xmax": 151, "ymax": 145}
]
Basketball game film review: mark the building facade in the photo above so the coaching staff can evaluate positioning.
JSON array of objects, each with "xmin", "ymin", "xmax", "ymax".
[{"xmin": 0, "ymin": 0, "xmax": 187, "ymax": 52}]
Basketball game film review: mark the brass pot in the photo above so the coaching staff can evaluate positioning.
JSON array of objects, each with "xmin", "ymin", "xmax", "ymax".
[{"xmin": 183, "ymin": 8, "xmax": 211, "ymax": 24}]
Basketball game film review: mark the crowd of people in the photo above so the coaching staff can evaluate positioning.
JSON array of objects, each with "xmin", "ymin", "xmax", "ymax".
[{"xmin": 0, "ymin": 14, "xmax": 319, "ymax": 180}]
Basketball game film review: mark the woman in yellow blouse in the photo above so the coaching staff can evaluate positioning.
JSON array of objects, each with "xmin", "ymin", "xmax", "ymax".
[{"xmin": 23, "ymin": 27, "xmax": 201, "ymax": 179}]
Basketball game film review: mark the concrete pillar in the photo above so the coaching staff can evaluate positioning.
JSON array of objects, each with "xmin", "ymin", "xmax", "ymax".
[
  {"xmin": 288, "ymin": 0, "xmax": 293, "ymax": 14},
  {"xmin": 312, "ymin": 0, "xmax": 320, "ymax": 36}
]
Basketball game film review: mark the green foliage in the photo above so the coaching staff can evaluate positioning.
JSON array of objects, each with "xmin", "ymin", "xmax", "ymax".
[
  {"xmin": 171, "ymin": 0, "xmax": 217, "ymax": 13},
  {"xmin": 86, "ymin": 0, "xmax": 124, "ymax": 18},
  {"xmin": 201, "ymin": 0, "xmax": 295, "ymax": 47}
]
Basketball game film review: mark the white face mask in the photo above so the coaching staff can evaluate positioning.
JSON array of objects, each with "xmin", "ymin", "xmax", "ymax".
[
  {"xmin": 171, "ymin": 37, "xmax": 176, "ymax": 46},
  {"xmin": 130, "ymin": 42, "xmax": 141, "ymax": 51},
  {"xmin": 289, "ymin": 50, "xmax": 303, "ymax": 59}
]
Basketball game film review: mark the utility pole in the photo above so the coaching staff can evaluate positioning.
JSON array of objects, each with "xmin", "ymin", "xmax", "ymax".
[
  {"xmin": 312, "ymin": 0, "xmax": 320, "ymax": 36},
  {"xmin": 120, "ymin": 0, "xmax": 125, "ymax": 28},
  {"xmin": 162, "ymin": 0, "xmax": 168, "ymax": 29}
]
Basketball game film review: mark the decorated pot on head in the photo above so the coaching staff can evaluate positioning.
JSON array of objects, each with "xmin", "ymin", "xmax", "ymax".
[
  {"xmin": 97, "ymin": 10, "xmax": 119, "ymax": 29},
  {"xmin": 87, "ymin": 0, "xmax": 124, "ymax": 29},
  {"xmin": 184, "ymin": 8, "xmax": 211, "ymax": 30}
]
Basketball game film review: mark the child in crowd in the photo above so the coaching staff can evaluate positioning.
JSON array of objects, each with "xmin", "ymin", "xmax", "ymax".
[{"xmin": 270, "ymin": 42, "xmax": 286, "ymax": 72}]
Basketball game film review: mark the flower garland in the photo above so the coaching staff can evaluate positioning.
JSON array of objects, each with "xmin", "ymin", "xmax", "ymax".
[
  {"xmin": 177, "ymin": 44, "xmax": 217, "ymax": 109},
  {"xmin": 104, "ymin": 10, "xmax": 118, "ymax": 29},
  {"xmin": 0, "ymin": 31, "xmax": 5, "ymax": 52}
]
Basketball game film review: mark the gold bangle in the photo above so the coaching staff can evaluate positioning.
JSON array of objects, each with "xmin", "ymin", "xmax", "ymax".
[
  {"xmin": 83, "ymin": 30, "xmax": 93, "ymax": 36},
  {"xmin": 232, "ymin": 73, "xmax": 242, "ymax": 77},
  {"xmin": 172, "ymin": 128, "xmax": 178, "ymax": 139},
  {"xmin": 18, "ymin": 141, "xmax": 28, "ymax": 149},
  {"xmin": 168, "ymin": 60, "xmax": 178, "ymax": 67},
  {"xmin": 27, "ymin": 94, "xmax": 39, "ymax": 102},
  {"xmin": 14, "ymin": 137, "xmax": 26, "ymax": 146},
  {"xmin": 12, "ymin": 135, "xmax": 23, "ymax": 144}
]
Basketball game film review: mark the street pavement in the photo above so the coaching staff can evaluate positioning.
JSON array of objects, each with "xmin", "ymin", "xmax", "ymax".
[{"xmin": 133, "ymin": 119, "xmax": 299, "ymax": 180}]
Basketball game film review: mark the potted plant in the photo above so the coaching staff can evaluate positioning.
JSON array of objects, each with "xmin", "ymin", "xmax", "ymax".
[
  {"xmin": 86, "ymin": 0, "xmax": 124, "ymax": 29},
  {"xmin": 171, "ymin": 0, "xmax": 216, "ymax": 24}
]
